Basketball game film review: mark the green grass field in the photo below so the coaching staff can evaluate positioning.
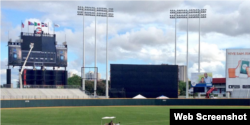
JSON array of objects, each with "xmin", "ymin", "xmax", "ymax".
[{"xmin": 1, "ymin": 106, "xmax": 250, "ymax": 125}]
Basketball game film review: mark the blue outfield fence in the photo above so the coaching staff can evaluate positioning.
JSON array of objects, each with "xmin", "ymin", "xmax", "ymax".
[{"xmin": 1, "ymin": 99, "xmax": 250, "ymax": 108}]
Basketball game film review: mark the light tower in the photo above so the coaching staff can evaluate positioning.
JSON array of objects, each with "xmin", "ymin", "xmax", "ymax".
[
  {"xmin": 170, "ymin": 9, "xmax": 207, "ymax": 98},
  {"xmin": 77, "ymin": 6, "xmax": 114, "ymax": 98}
]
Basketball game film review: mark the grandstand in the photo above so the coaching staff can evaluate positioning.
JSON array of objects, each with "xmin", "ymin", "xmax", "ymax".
[
  {"xmin": 1, "ymin": 88, "xmax": 90, "ymax": 99},
  {"xmin": 231, "ymin": 89, "xmax": 250, "ymax": 98}
]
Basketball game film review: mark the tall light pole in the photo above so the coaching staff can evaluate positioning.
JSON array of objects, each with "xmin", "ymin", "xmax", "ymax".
[
  {"xmin": 198, "ymin": 9, "xmax": 206, "ymax": 73},
  {"xmin": 96, "ymin": 7, "xmax": 114, "ymax": 98},
  {"xmin": 78, "ymin": 6, "xmax": 113, "ymax": 97},
  {"xmin": 95, "ymin": 7, "xmax": 114, "ymax": 98},
  {"xmin": 170, "ymin": 9, "xmax": 206, "ymax": 98},
  {"xmin": 94, "ymin": 7, "xmax": 97, "ymax": 97},
  {"xmin": 77, "ymin": 6, "xmax": 95, "ymax": 93},
  {"xmin": 169, "ymin": 10, "xmax": 177, "ymax": 65}
]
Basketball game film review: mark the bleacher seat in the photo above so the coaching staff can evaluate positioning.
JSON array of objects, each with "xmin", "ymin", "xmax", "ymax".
[{"xmin": 0, "ymin": 88, "xmax": 90, "ymax": 99}]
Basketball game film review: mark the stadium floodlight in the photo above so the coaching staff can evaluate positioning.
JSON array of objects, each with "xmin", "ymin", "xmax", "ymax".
[
  {"xmin": 77, "ymin": 6, "xmax": 114, "ymax": 98},
  {"xmin": 169, "ymin": 9, "xmax": 177, "ymax": 65},
  {"xmin": 101, "ymin": 7, "xmax": 114, "ymax": 99},
  {"xmin": 170, "ymin": 9, "xmax": 207, "ymax": 98},
  {"xmin": 77, "ymin": 6, "xmax": 87, "ymax": 94}
]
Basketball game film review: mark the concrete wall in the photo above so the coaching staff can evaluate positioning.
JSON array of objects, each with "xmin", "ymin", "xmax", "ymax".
[{"xmin": 1, "ymin": 99, "xmax": 250, "ymax": 108}]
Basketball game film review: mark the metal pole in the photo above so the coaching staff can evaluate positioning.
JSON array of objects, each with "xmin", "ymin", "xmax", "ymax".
[
  {"xmin": 186, "ymin": 11, "xmax": 189, "ymax": 98},
  {"xmin": 198, "ymin": 10, "xmax": 200, "ymax": 73},
  {"xmin": 175, "ymin": 11, "xmax": 177, "ymax": 65},
  {"xmin": 94, "ymin": 8, "xmax": 97, "ymax": 97},
  {"xmin": 82, "ymin": 8, "xmax": 85, "ymax": 92},
  {"xmin": 20, "ymin": 43, "xmax": 34, "ymax": 89},
  {"xmin": 106, "ymin": 9, "xmax": 109, "ymax": 98},
  {"xmin": 198, "ymin": 10, "xmax": 202, "ymax": 97}
]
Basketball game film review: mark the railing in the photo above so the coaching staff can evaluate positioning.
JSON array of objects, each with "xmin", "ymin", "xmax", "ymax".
[
  {"xmin": 78, "ymin": 88, "xmax": 97, "ymax": 98},
  {"xmin": 0, "ymin": 85, "xmax": 81, "ymax": 89},
  {"xmin": 22, "ymin": 85, "xmax": 81, "ymax": 89},
  {"xmin": 1, "ymin": 95, "xmax": 90, "ymax": 99},
  {"xmin": 22, "ymin": 32, "xmax": 54, "ymax": 37},
  {"xmin": 0, "ymin": 85, "xmax": 99, "ymax": 99},
  {"xmin": 2, "ymin": 85, "xmax": 107, "ymax": 99},
  {"xmin": 0, "ymin": 84, "xmax": 12, "ymax": 88},
  {"xmin": 42, "ymin": 34, "xmax": 54, "ymax": 37},
  {"xmin": 22, "ymin": 32, "xmax": 34, "ymax": 36},
  {"xmin": 231, "ymin": 89, "xmax": 250, "ymax": 98}
]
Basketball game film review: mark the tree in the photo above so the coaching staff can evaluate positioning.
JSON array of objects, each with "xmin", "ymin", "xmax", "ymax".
[
  {"xmin": 178, "ymin": 80, "xmax": 192, "ymax": 96},
  {"xmin": 67, "ymin": 74, "xmax": 81, "ymax": 86},
  {"xmin": 178, "ymin": 81, "xmax": 186, "ymax": 95},
  {"xmin": 67, "ymin": 74, "xmax": 106, "ymax": 95}
]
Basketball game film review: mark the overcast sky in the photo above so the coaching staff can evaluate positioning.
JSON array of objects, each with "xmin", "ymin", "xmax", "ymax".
[{"xmin": 1, "ymin": 0, "xmax": 250, "ymax": 86}]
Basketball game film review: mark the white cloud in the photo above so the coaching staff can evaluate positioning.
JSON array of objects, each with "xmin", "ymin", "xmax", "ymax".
[
  {"xmin": 189, "ymin": 61, "xmax": 225, "ymax": 78},
  {"xmin": 178, "ymin": 0, "xmax": 250, "ymax": 36},
  {"xmin": 1, "ymin": 0, "xmax": 249, "ymax": 82},
  {"xmin": 0, "ymin": 69, "xmax": 6, "ymax": 75}
]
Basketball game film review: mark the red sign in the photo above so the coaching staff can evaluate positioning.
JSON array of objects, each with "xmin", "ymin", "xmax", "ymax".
[{"xmin": 36, "ymin": 27, "xmax": 42, "ymax": 34}]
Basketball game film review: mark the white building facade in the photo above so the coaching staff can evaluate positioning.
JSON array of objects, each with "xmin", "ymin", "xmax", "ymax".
[
  {"xmin": 178, "ymin": 65, "xmax": 187, "ymax": 82},
  {"xmin": 68, "ymin": 71, "xmax": 74, "ymax": 78},
  {"xmin": 85, "ymin": 71, "xmax": 101, "ymax": 80}
]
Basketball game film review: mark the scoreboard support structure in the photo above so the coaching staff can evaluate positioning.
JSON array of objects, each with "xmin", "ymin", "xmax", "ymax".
[{"xmin": 7, "ymin": 30, "xmax": 68, "ymax": 88}]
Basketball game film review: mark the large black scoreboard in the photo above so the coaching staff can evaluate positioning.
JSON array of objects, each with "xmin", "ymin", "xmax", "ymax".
[
  {"xmin": 7, "ymin": 30, "xmax": 68, "ymax": 86},
  {"xmin": 8, "ymin": 31, "xmax": 67, "ymax": 67},
  {"xmin": 110, "ymin": 64, "xmax": 178, "ymax": 98}
]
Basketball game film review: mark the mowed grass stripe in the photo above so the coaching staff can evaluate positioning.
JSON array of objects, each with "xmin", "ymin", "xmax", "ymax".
[{"xmin": 1, "ymin": 106, "xmax": 250, "ymax": 125}]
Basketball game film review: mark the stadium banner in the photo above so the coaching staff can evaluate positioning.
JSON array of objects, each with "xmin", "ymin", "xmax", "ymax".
[
  {"xmin": 191, "ymin": 72, "xmax": 213, "ymax": 87},
  {"xmin": 170, "ymin": 109, "xmax": 250, "ymax": 124},
  {"xmin": 226, "ymin": 49, "xmax": 250, "ymax": 91}
]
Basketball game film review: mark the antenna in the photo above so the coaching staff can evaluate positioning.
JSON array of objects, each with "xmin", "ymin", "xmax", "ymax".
[{"xmin": 63, "ymin": 34, "xmax": 67, "ymax": 46}]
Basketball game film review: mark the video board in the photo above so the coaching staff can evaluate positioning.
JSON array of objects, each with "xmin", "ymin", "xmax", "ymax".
[
  {"xmin": 110, "ymin": 64, "xmax": 178, "ymax": 98},
  {"xmin": 8, "ymin": 31, "xmax": 67, "ymax": 67}
]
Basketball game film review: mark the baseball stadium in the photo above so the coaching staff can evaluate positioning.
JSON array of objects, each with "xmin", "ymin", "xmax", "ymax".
[{"xmin": 1, "ymin": 1, "xmax": 250, "ymax": 125}]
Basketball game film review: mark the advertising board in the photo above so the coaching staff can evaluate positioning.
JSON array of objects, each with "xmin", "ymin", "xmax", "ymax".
[
  {"xmin": 191, "ymin": 72, "xmax": 213, "ymax": 87},
  {"xmin": 226, "ymin": 49, "xmax": 250, "ymax": 91}
]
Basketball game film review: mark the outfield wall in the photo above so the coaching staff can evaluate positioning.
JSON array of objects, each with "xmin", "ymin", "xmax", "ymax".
[{"xmin": 1, "ymin": 99, "xmax": 250, "ymax": 108}]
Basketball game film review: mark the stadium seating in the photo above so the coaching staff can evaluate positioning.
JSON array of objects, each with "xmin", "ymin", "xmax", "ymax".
[
  {"xmin": 231, "ymin": 89, "xmax": 250, "ymax": 98},
  {"xmin": 0, "ymin": 88, "xmax": 90, "ymax": 99}
]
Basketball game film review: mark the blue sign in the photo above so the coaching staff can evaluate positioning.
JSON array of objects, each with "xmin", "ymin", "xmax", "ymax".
[{"xmin": 191, "ymin": 83, "xmax": 212, "ymax": 87}]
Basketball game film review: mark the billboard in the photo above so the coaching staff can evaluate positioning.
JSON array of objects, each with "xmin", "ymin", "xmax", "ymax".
[
  {"xmin": 8, "ymin": 43, "xmax": 22, "ymax": 65},
  {"xmin": 56, "ymin": 47, "xmax": 67, "ymax": 67},
  {"xmin": 191, "ymin": 72, "xmax": 213, "ymax": 87},
  {"xmin": 226, "ymin": 49, "xmax": 250, "ymax": 91}
]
